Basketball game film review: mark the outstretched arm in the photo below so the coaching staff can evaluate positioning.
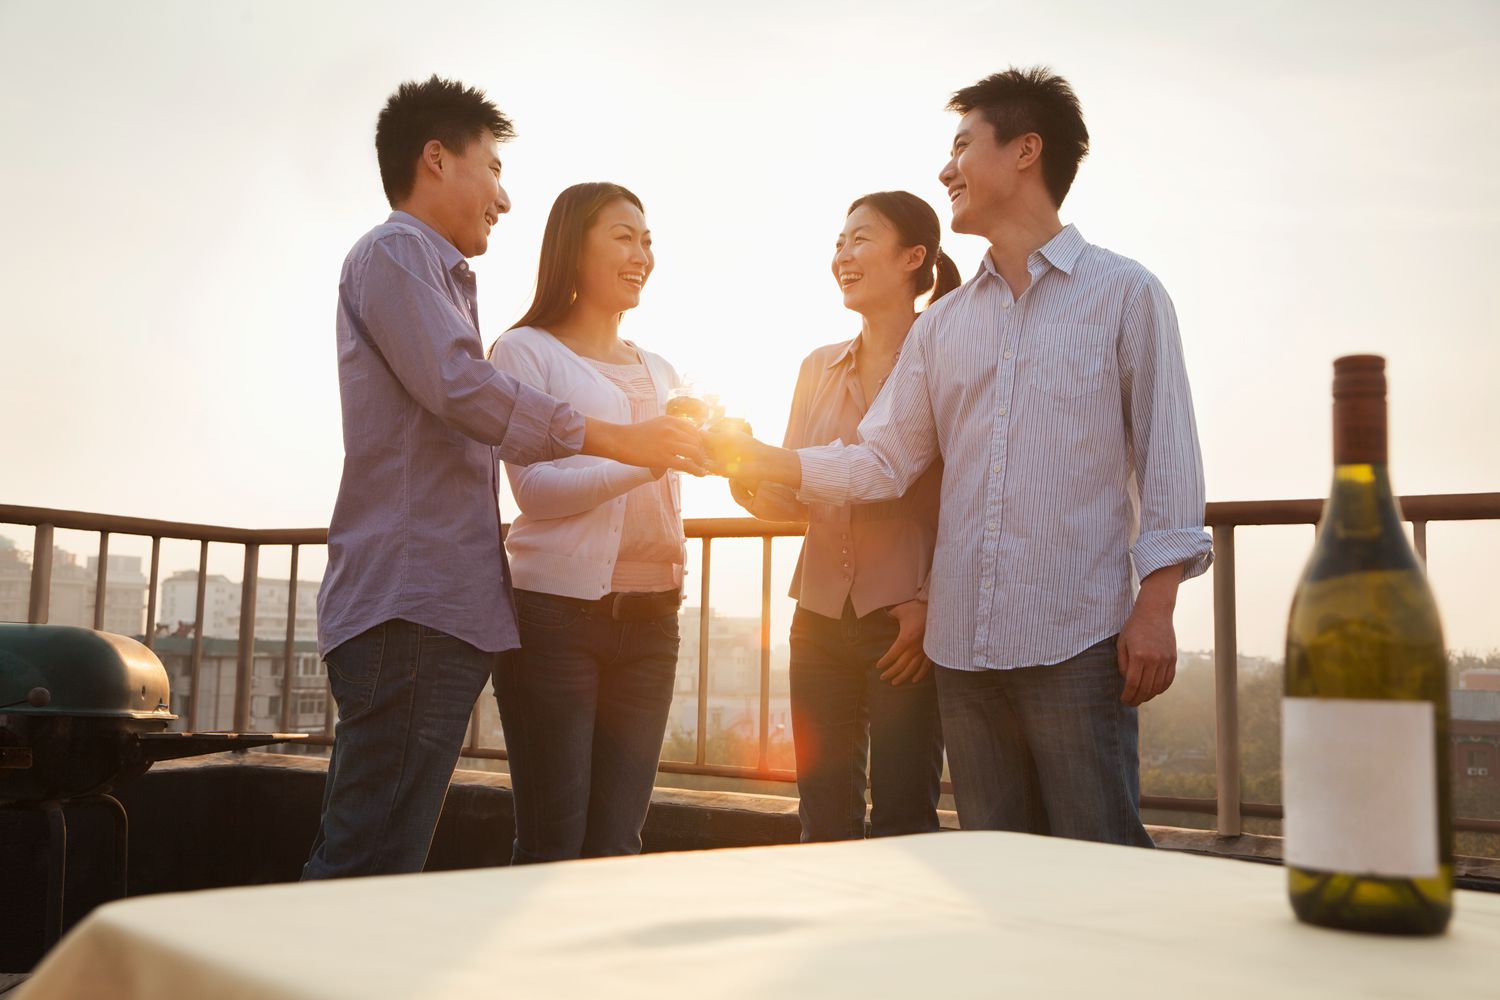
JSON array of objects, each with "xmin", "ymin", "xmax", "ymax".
[
  {"xmin": 708, "ymin": 312, "xmax": 941, "ymax": 504},
  {"xmin": 359, "ymin": 235, "xmax": 584, "ymax": 464}
]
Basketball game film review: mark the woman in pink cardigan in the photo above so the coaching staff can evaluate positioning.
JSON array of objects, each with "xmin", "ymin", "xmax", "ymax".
[{"xmin": 489, "ymin": 182, "xmax": 685, "ymax": 863}]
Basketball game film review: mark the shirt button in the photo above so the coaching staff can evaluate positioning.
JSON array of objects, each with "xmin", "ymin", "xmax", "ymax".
[
  {"xmin": 992, "ymin": 463, "xmax": 1002, "ymax": 474},
  {"xmin": 1003, "ymin": 351, "xmax": 1013, "ymax": 360},
  {"xmin": 987, "ymin": 522, "xmax": 997, "ymax": 531},
  {"xmin": 998, "ymin": 406, "xmax": 1008, "ymax": 417}
]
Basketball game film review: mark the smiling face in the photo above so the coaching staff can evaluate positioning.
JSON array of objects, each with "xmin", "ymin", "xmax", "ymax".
[
  {"xmin": 436, "ymin": 130, "xmax": 511, "ymax": 257},
  {"xmin": 574, "ymin": 198, "xmax": 653, "ymax": 314},
  {"xmin": 831, "ymin": 204, "xmax": 925, "ymax": 314},
  {"xmin": 938, "ymin": 109, "xmax": 1026, "ymax": 237}
]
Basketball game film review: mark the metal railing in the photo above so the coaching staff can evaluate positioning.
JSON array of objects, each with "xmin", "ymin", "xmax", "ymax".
[{"xmin": 4, "ymin": 494, "xmax": 1499, "ymax": 836}]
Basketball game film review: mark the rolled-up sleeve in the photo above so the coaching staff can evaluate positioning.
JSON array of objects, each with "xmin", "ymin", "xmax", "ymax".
[
  {"xmin": 359, "ymin": 235, "xmax": 584, "ymax": 464},
  {"xmin": 1119, "ymin": 276, "xmax": 1213, "ymax": 582},
  {"xmin": 798, "ymin": 312, "xmax": 941, "ymax": 506}
]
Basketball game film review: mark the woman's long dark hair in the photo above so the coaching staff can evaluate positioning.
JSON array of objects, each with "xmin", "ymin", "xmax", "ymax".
[
  {"xmin": 509, "ymin": 181, "xmax": 645, "ymax": 334},
  {"xmin": 846, "ymin": 190, "xmax": 961, "ymax": 307}
]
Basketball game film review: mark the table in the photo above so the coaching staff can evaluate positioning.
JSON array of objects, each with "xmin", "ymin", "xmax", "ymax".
[{"xmin": 19, "ymin": 832, "xmax": 1500, "ymax": 998}]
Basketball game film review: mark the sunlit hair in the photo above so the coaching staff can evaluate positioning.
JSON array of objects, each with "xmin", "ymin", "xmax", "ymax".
[
  {"xmin": 507, "ymin": 182, "xmax": 645, "ymax": 336},
  {"xmin": 846, "ymin": 191, "xmax": 962, "ymax": 307},
  {"xmin": 374, "ymin": 75, "xmax": 515, "ymax": 208},
  {"xmin": 947, "ymin": 67, "xmax": 1089, "ymax": 207}
]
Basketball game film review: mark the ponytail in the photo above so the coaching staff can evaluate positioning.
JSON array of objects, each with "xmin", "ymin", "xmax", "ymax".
[{"xmin": 929, "ymin": 249, "xmax": 963, "ymax": 306}]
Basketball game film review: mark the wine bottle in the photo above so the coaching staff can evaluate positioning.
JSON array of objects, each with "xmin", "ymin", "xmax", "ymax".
[{"xmin": 1283, "ymin": 354, "xmax": 1451, "ymax": 934}]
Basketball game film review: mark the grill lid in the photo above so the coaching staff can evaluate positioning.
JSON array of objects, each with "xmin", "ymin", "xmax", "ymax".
[{"xmin": 0, "ymin": 625, "xmax": 176, "ymax": 720}]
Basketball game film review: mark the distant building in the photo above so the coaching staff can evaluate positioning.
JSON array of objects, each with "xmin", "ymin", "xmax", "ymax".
[
  {"xmin": 667, "ymin": 608, "xmax": 792, "ymax": 754},
  {"xmin": 0, "ymin": 540, "xmax": 147, "ymax": 635},
  {"xmin": 1460, "ymin": 667, "xmax": 1500, "ymax": 693},
  {"xmin": 149, "ymin": 634, "xmax": 329, "ymax": 733},
  {"xmin": 159, "ymin": 571, "xmax": 319, "ymax": 641},
  {"xmin": 0, "ymin": 538, "xmax": 28, "ymax": 623},
  {"xmin": 1452, "ymin": 689, "xmax": 1500, "ymax": 791}
]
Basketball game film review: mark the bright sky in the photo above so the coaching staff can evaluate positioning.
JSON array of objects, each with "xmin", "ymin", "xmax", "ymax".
[{"xmin": 2, "ymin": 0, "xmax": 1497, "ymax": 656}]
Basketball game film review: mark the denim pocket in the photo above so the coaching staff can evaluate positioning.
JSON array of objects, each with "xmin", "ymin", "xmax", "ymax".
[
  {"xmin": 324, "ymin": 622, "xmax": 388, "ymax": 722},
  {"xmin": 652, "ymin": 610, "xmax": 682, "ymax": 641},
  {"xmin": 515, "ymin": 591, "xmax": 588, "ymax": 631}
]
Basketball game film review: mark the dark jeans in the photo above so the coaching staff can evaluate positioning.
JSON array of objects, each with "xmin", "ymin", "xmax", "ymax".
[
  {"xmin": 935, "ymin": 635, "xmax": 1153, "ymax": 847},
  {"xmin": 302, "ymin": 619, "xmax": 496, "ymax": 880},
  {"xmin": 495, "ymin": 589, "xmax": 679, "ymax": 864},
  {"xmin": 789, "ymin": 603, "xmax": 944, "ymax": 842}
]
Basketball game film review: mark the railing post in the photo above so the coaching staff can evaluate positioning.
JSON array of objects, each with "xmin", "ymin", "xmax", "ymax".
[
  {"xmin": 696, "ymin": 538, "xmax": 712, "ymax": 766},
  {"xmin": 758, "ymin": 536, "xmax": 772, "ymax": 773},
  {"xmin": 143, "ymin": 537, "xmax": 161, "ymax": 650},
  {"xmin": 27, "ymin": 523, "xmax": 54, "ymax": 624},
  {"xmin": 188, "ymin": 542, "xmax": 208, "ymax": 729},
  {"xmin": 1212, "ymin": 525, "xmax": 1242, "ymax": 838},
  {"xmin": 92, "ymin": 530, "xmax": 110, "ymax": 630},
  {"xmin": 234, "ymin": 543, "xmax": 260, "ymax": 732},
  {"xmin": 1413, "ymin": 520, "xmax": 1428, "ymax": 564},
  {"xmin": 280, "ymin": 545, "xmax": 299, "ymax": 733}
]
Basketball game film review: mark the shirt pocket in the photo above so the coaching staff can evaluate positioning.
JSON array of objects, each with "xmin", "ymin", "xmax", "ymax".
[{"xmin": 1027, "ymin": 323, "xmax": 1112, "ymax": 400}]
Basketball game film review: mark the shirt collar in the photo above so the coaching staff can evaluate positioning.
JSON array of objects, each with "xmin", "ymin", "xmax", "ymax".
[
  {"xmin": 824, "ymin": 335, "xmax": 902, "ymax": 373},
  {"xmin": 979, "ymin": 223, "xmax": 1088, "ymax": 281},
  {"xmin": 825, "ymin": 338, "xmax": 860, "ymax": 370},
  {"xmin": 389, "ymin": 211, "xmax": 468, "ymax": 274},
  {"xmin": 1037, "ymin": 223, "xmax": 1086, "ymax": 275}
]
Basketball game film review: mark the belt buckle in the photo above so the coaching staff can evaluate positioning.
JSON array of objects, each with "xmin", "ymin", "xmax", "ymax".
[{"xmin": 610, "ymin": 592, "xmax": 647, "ymax": 622}]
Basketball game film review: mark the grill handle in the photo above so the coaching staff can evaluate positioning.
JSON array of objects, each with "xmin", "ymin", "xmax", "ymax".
[{"xmin": 133, "ymin": 731, "xmax": 308, "ymax": 763}]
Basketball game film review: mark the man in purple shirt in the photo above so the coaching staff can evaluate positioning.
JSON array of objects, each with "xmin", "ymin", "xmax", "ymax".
[{"xmin": 305, "ymin": 77, "xmax": 703, "ymax": 880}]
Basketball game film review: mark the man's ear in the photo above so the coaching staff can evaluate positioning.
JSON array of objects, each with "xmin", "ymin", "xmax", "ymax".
[
  {"xmin": 417, "ymin": 138, "xmax": 446, "ymax": 183},
  {"xmin": 1016, "ymin": 132, "xmax": 1043, "ymax": 171}
]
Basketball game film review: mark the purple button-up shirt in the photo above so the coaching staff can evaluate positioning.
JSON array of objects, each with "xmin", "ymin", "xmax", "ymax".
[{"xmin": 317, "ymin": 212, "xmax": 586, "ymax": 655}]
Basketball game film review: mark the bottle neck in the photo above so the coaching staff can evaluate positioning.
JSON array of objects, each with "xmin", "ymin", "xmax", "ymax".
[
  {"xmin": 1315, "ymin": 355, "xmax": 1416, "ymax": 569},
  {"xmin": 1332, "ymin": 383, "xmax": 1386, "ymax": 466},
  {"xmin": 1321, "ymin": 463, "xmax": 1409, "ymax": 554}
]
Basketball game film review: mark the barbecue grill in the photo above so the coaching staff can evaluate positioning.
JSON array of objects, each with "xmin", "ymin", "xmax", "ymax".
[{"xmin": 0, "ymin": 623, "xmax": 305, "ymax": 960}]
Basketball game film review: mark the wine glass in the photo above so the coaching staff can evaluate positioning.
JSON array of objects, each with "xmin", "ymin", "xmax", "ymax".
[{"xmin": 665, "ymin": 382, "xmax": 711, "ymax": 428}]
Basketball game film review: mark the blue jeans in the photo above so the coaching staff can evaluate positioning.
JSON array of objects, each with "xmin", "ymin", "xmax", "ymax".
[
  {"xmin": 935, "ymin": 635, "xmax": 1153, "ymax": 847},
  {"xmin": 789, "ymin": 603, "xmax": 943, "ymax": 842},
  {"xmin": 495, "ymin": 589, "xmax": 679, "ymax": 864},
  {"xmin": 302, "ymin": 619, "xmax": 496, "ymax": 880}
]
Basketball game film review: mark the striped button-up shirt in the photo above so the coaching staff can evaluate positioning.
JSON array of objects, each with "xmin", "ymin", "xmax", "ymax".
[
  {"xmin": 318, "ymin": 212, "xmax": 585, "ymax": 656},
  {"xmin": 798, "ymin": 225, "xmax": 1211, "ymax": 671}
]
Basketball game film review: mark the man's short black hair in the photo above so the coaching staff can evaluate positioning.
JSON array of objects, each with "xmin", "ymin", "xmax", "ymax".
[
  {"xmin": 374, "ymin": 75, "xmax": 515, "ymax": 207},
  {"xmin": 948, "ymin": 67, "xmax": 1089, "ymax": 207}
]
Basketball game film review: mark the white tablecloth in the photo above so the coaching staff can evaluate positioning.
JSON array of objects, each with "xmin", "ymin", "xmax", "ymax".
[{"xmin": 19, "ymin": 832, "xmax": 1500, "ymax": 998}]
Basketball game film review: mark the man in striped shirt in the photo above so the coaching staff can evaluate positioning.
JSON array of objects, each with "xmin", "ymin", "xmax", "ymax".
[{"xmin": 711, "ymin": 68, "xmax": 1211, "ymax": 846}]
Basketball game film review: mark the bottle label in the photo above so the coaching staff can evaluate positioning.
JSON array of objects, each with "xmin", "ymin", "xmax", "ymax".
[{"xmin": 1282, "ymin": 697, "xmax": 1439, "ymax": 878}]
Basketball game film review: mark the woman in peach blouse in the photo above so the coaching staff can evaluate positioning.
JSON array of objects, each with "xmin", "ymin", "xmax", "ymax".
[{"xmin": 732, "ymin": 191, "xmax": 960, "ymax": 840}]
